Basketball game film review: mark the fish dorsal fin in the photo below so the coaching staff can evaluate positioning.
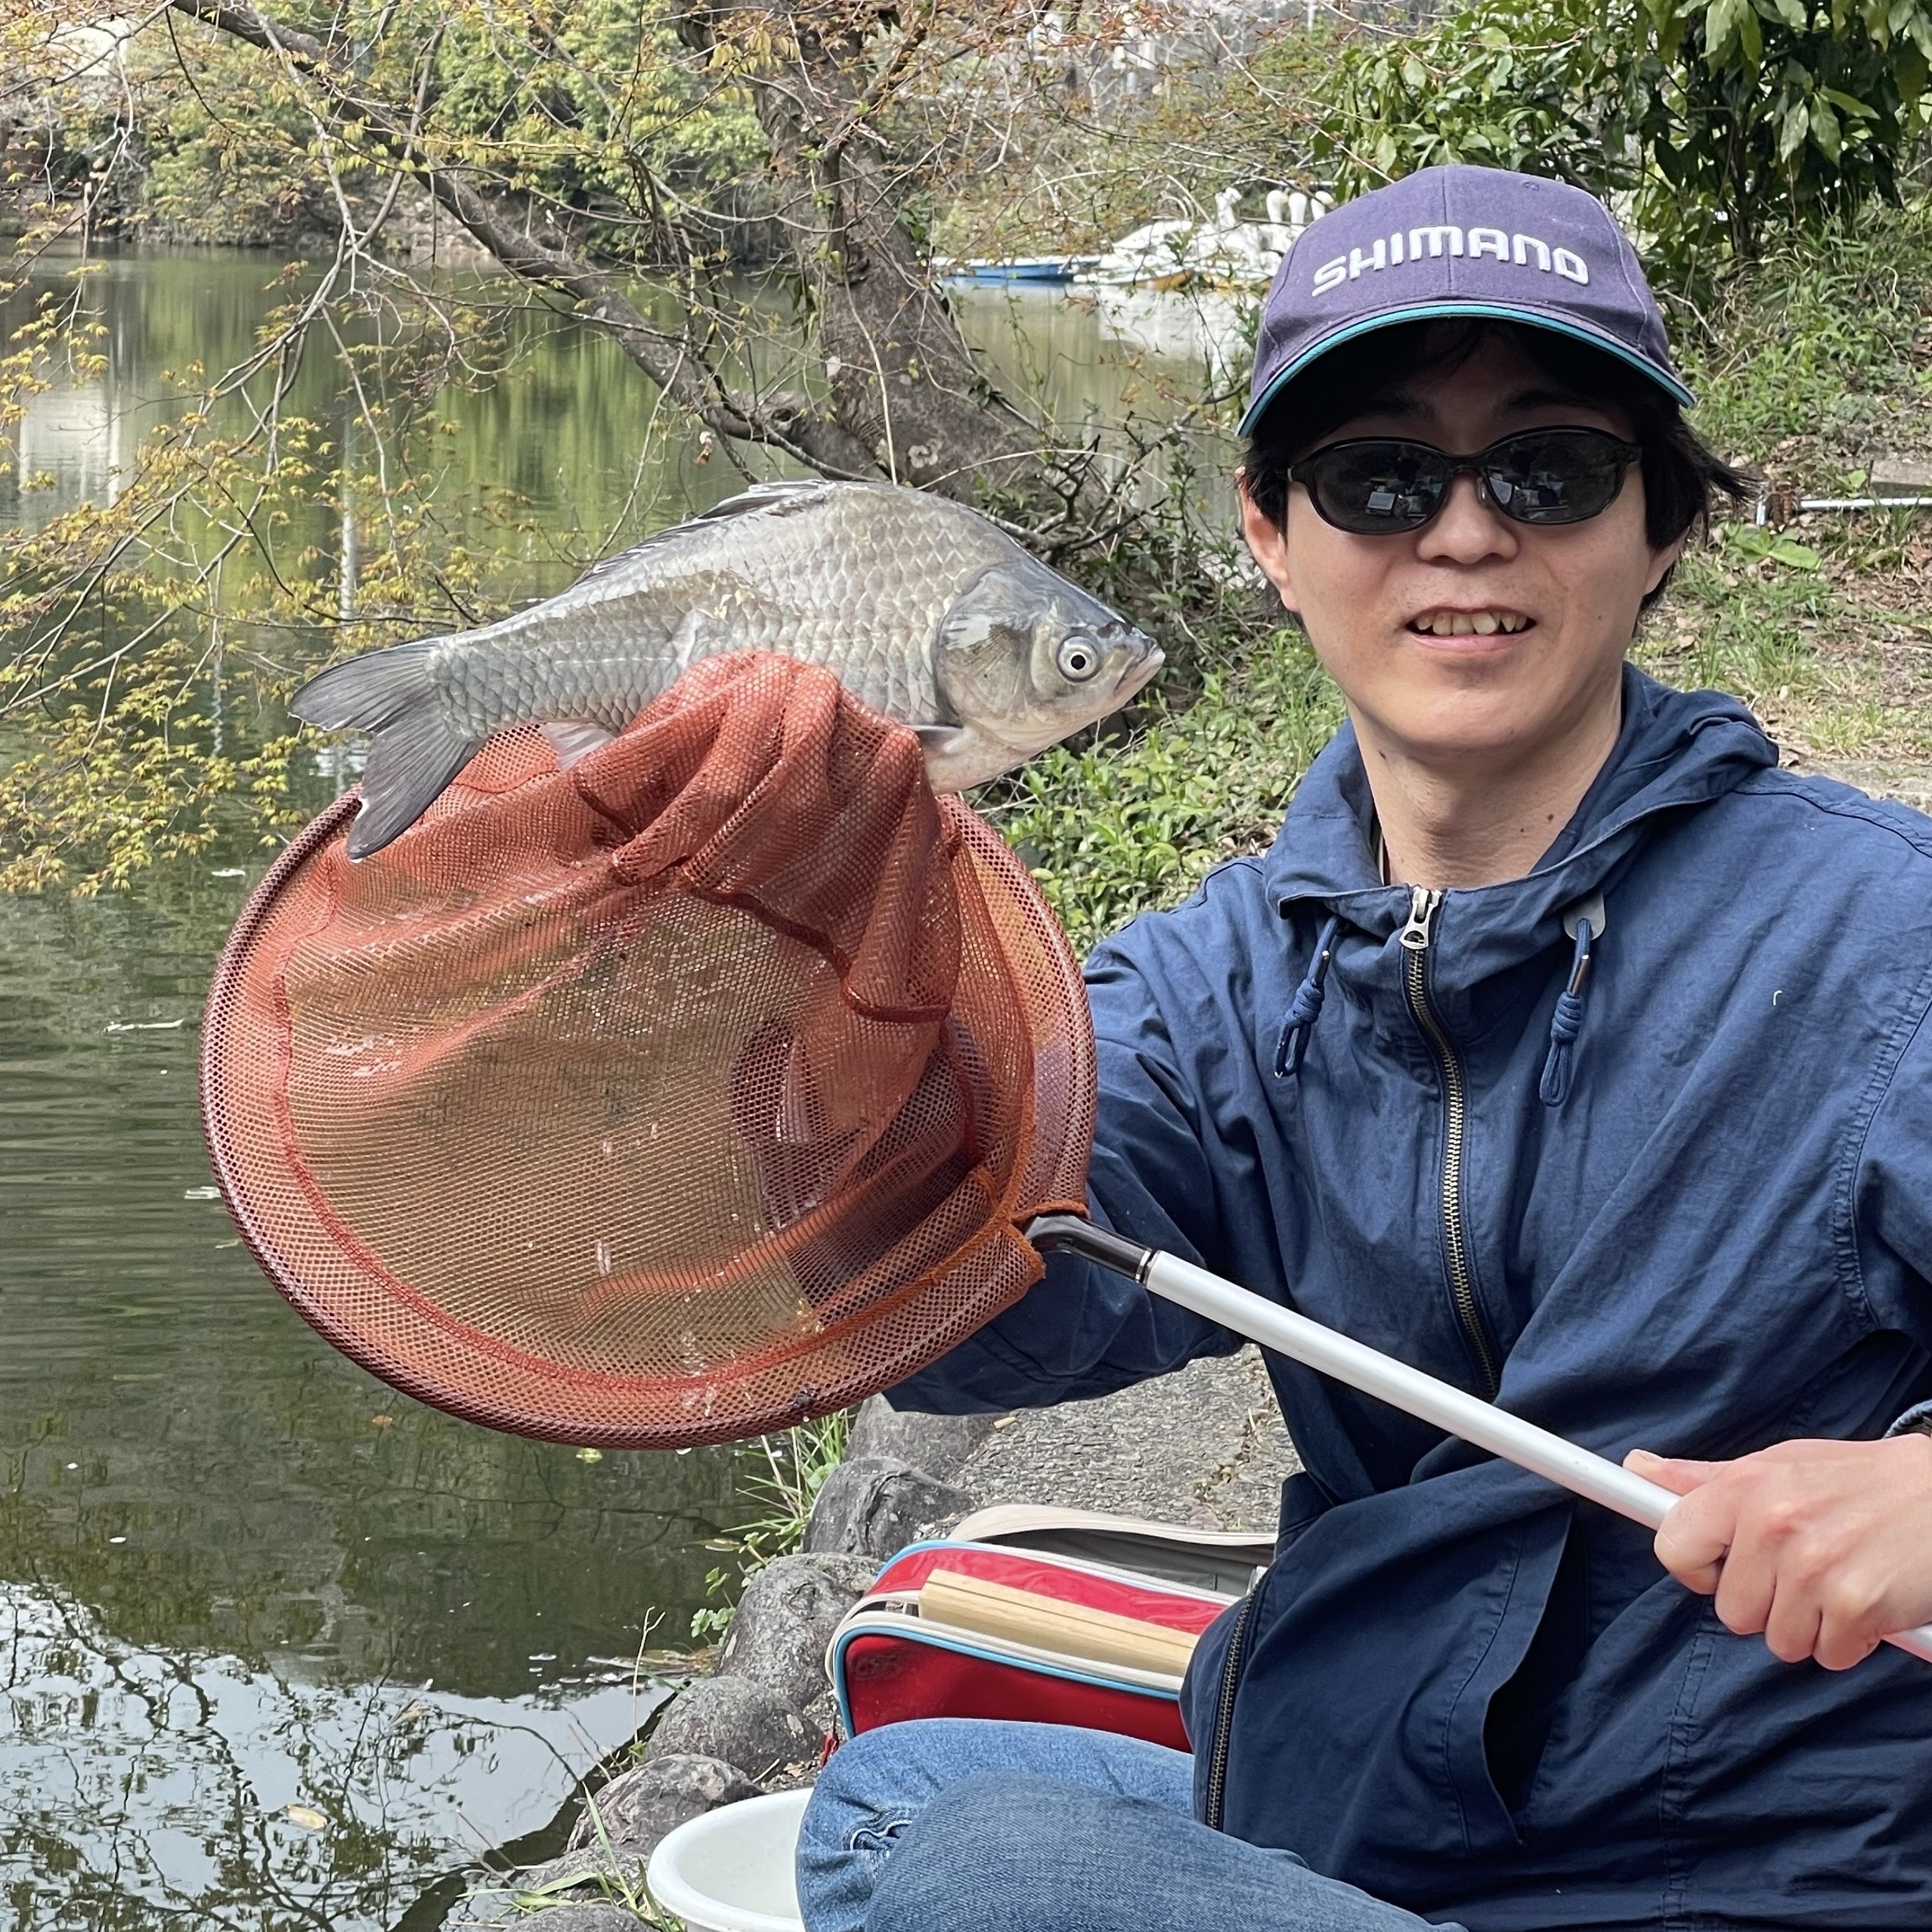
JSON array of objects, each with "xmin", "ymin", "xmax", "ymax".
[
  {"xmin": 569, "ymin": 482, "xmax": 859, "ymax": 591},
  {"xmin": 690, "ymin": 480, "xmax": 845, "ymax": 524}
]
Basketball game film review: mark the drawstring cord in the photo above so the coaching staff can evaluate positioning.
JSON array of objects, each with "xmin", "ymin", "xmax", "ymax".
[
  {"xmin": 1276, "ymin": 898, "xmax": 1602, "ymax": 1100},
  {"xmin": 1274, "ymin": 914, "xmax": 1342, "ymax": 1078},
  {"xmin": 1540, "ymin": 912, "xmax": 1596, "ymax": 1108}
]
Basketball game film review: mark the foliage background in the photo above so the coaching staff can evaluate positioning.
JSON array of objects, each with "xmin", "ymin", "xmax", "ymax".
[{"xmin": 3, "ymin": 0, "xmax": 1930, "ymax": 921}]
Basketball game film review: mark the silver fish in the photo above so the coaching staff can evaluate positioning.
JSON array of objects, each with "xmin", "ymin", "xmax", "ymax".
[{"xmin": 292, "ymin": 479, "xmax": 1163, "ymax": 859}]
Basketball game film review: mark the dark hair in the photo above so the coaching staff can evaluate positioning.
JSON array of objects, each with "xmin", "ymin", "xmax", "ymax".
[{"xmin": 1240, "ymin": 319, "xmax": 1751, "ymax": 609}]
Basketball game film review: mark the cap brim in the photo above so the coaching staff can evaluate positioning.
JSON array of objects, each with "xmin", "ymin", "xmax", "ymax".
[{"xmin": 1238, "ymin": 300, "xmax": 1695, "ymax": 438}]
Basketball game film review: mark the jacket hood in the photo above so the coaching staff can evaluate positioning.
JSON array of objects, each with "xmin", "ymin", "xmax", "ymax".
[{"xmin": 1262, "ymin": 665, "xmax": 1778, "ymax": 962}]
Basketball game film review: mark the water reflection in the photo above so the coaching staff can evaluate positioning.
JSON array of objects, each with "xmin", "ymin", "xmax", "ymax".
[
  {"xmin": 5, "ymin": 251, "xmax": 1246, "ymax": 557},
  {"xmin": 0, "ymin": 868, "xmax": 739, "ymax": 1927},
  {"xmin": 1, "ymin": 1580, "xmax": 660, "ymax": 1931}
]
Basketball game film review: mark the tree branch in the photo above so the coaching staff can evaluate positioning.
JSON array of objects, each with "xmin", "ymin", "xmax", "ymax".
[{"xmin": 166, "ymin": 0, "xmax": 885, "ymax": 477}]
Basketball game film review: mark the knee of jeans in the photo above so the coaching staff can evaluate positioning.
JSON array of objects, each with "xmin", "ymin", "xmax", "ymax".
[
  {"xmin": 797, "ymin": 1722, "xmax": 949, "ymax": 1865},
  {"xmin": 865, "ymin": 1774, "xmax": 1135, "ymax": 1932}
]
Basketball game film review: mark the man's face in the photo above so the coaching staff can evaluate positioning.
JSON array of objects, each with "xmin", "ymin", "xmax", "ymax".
[{"xmin": 1241, "ymin": 333, "xmax": 1683, "ymax": 776}]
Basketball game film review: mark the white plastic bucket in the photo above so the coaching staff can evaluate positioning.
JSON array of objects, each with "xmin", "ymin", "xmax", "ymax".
[{"xmin": 645, "ymin": 1787, "xmax": 811, "ymax": 1932}]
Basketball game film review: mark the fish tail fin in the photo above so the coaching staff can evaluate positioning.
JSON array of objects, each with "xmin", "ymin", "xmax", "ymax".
[
  {"xmin": 290, "ymin": 637, "xmax": 443, "ymax": 731},
  {"xmin": 348, "ymin": 710, "xmax": 480, "ymax": 858},
  {"xmin": 290, "ymin": 642, "xmax": 478, "ymax": 859}
]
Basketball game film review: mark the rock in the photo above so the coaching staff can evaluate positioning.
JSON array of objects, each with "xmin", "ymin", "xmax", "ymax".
[
  {"xmin": 802, "ymin": 1454, "xmax": 975, "ymax": 1559},
  {"xmin": 716, "ymin": 1552, "xmax": 878, "ymax": 1710},
  {"xmin": 950, "ymin": 1348, "xmax": 1297, "ymax": 1531},
  {"xmin": 507, "ymin": 1843, "xmax": 647, "ymax": 1903},
  {"xmin": 511, "ymin": 1906, "xmax": 651, "ymax": 1931},
  {"xmin": 567, "ymin": 1754, "xmax": 762, "ymax": 1856},
  {"xmin": 846, "ymin": 1395, "xmax": 1001, "ymax": 1481},
  {"xmin": 1870, "ymin": 450, "xmax": 1932, "ymax": 494},
  {"xmin": 645, "ymin": 1673, "xmax": 814, "ymax": 1780}
]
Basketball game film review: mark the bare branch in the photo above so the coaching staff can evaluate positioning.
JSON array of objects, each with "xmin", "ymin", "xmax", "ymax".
[{"xmin": 166, "ymin": 0, "xmax": 887, "ymax": 476}]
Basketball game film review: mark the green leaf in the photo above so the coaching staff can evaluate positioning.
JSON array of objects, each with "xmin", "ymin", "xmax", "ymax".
[
  {"xmin": 1720, "ymin": 525, "xmax": 1823, "ymax": 571},
  {"xmin": 1401, "ymin": 54, "xmax": 1429, "ymax": 90},
  {"xmin": 1810, "ymin": 96, "xmax": 1843, "ymax": 159},
  {"xmin": 1898, "ymin": 39, "xmax": 1929, "ymax": 100},
  {"xmin": 1779, "ymin": 94, "xmax": 1811, "ymax": 156},
  {"xmin": 1737, "ymin": 0, "xmax": 1763, "ymax": 62},
  {"xmin": 1820, "ymin": 87, "xmax": 1878, "ymax": 115}
]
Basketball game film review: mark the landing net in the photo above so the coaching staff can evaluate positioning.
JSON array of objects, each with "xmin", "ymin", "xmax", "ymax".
[{"xmin": 202, "ymin": 655, "xmax": 1093, "ymax": 1447}]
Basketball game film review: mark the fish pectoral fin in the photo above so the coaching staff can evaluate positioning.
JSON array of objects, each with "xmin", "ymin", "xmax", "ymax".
[
  {"xmin": 912, "ymin": 723, "xmax": 986, "ymax": 793},
  {"xmin": 541, "ymin": 720, "xmax": 619, "ymax": 770}
]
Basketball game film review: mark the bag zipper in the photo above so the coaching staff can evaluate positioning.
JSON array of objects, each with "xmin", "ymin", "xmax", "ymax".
[
  {"xmin": 1203, "ymin": 1587, "xmax": 1260, "ymax": 1832},
  {"xmin": 1399, "ymin": 885, "xmax": 1501, "ymax": 1398}
]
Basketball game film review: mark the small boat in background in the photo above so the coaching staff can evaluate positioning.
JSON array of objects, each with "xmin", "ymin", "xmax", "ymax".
[
  {"xmin": 937, "ymin": 255, "xmax": 1101, "ymax": 284},
  {"xmin": 935, "ymin": 188, "xmax": 1330, "ymax": 296}
]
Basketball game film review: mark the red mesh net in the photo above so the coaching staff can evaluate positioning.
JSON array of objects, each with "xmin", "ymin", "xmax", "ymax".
[{"xmin": 200, "ymin": 655, "xmax": 1094, "ymax": 1447}]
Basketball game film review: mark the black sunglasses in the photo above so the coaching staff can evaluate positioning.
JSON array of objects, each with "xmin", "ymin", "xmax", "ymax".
[{"xmin": 1286, "ymin": 427, "xmax": 1643, "ymax": 535}]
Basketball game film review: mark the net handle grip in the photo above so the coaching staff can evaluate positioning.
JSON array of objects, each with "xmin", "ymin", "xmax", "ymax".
[{"xmin": 1025, "ymin": 1215, "xmax": 1932, "ymax": 1667}]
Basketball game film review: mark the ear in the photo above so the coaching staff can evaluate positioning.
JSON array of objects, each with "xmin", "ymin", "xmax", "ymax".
[
  {"xmin": 1643, "ymin": 528, "xmax": 1689, "ymax": 599},
  {"xmin": 1239, "ymin": 478, "xmax": 1300, "ymax": 615}
]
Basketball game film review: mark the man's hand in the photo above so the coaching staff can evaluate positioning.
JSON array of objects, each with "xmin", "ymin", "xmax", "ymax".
[{"xmin": 1624, "ymin": 1435, "xmax": 1932, "ymax": 1670}]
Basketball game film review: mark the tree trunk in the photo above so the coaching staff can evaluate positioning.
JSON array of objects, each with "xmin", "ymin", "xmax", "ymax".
[{"xmin": 685, "ymin": 2, "xmax": 1057, "ymax": 501}]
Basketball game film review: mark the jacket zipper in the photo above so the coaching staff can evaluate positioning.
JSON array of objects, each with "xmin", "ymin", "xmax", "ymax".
[
  {"xmin": 1203, "ymin": 1587, "xmax": 1260, "ymax": 1832},
  {"xmin": 1399, "ymin": 885, "xmax": 1502, "ymax": 1398}
]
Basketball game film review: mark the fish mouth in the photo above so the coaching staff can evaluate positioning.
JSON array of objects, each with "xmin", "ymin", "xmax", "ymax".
[{"xmin": 1114, "ymin": 639, "xmax": 1165, "ymax": 700}]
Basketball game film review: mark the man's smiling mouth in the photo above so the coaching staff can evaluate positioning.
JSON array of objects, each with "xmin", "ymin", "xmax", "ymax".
[{"xmin": 1407, "ymin": 608, "xmax": 1534, "ymax": 637}]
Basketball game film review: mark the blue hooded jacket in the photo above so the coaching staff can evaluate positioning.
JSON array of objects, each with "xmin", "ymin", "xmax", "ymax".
[{"xmin": 890, "ymin": 667, "xmax": 1932, "ymax": 1931}]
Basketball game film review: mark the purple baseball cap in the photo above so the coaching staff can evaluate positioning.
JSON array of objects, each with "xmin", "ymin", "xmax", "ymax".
[{"xmin": 1240, "ymin": 166, "xmax": 1692, "ymax": 437}]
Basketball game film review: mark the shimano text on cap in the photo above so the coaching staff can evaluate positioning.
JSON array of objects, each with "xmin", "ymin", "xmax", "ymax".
[{"xmin": 1241, "ymin": 165, "xmax": 1692, "ymax": 438}]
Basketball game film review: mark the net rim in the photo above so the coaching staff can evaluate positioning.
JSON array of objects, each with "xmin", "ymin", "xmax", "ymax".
[{"xmin": 200, "ymin": 781, "xmax": 1093, "ymax": 1448}]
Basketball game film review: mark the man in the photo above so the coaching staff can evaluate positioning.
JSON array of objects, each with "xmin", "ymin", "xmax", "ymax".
[{"xmin": 796, "ymin": 167, "xmax": 1932, "ymax": 1931}]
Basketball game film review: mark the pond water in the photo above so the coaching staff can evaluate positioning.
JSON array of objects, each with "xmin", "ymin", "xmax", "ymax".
[
  {"xmin": 0, "ymin": 869, "xmax": 739, "ymax": 1928},
  {"xmin": 0, "ymin": 247, "xmax": 1242, "ymax": 1928}
]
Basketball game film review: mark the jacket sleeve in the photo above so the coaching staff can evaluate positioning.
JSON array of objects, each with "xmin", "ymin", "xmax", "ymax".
[{"xmin": 884, "ymin": 889, "xmax": 1248, "ymax": 1413}]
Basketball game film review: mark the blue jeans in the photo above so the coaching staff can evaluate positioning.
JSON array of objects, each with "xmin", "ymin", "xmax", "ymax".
[{"xmin": 796, "ymin": 1719, "xmax": 1470, "ymax": 1932}]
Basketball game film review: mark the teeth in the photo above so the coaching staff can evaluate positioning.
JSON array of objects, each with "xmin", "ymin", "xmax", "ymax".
[{"xmin": 1414, "ymin": 611, "xmax": 1528, "ymax": 636}]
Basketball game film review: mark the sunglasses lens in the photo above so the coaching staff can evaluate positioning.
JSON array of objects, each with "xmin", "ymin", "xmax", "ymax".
[
  {"xmin": 1304, "ymin": 442, "xmax": 1448, "ymax": 534},
  {"xmin": 1296, "ymin": 430, "xmax": 1634, "ymax": 533},
  {"xmin": 1484, "ymin": 431, "xmax": 1629, "ymax": 524}
]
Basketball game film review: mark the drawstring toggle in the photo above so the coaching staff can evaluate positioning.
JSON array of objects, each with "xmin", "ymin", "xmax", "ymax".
[
  {"xmin": 1540, "ymin": 893, "xmax": 1605, "ymax": 1108},
  {"xmin": 1275, "ymin": 914, "xmax": 1342, "ymax": 1079}
]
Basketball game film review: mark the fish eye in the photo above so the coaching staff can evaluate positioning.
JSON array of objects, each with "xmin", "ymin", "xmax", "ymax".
[{"xmin": 1056, "ymin": 634, "xmax": 1102, "ymax": 682}]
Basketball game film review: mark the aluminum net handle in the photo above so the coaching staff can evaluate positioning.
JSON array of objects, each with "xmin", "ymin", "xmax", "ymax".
[{"xmin": 1027, "ymin": 1218, "xmax": 1932, "ymax": 1667}]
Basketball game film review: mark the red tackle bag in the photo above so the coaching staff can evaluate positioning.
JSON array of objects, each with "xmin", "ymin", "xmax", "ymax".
[{"xmin": 828, "ymin": 1507, "xmax": 1272, "ymax": 1753}]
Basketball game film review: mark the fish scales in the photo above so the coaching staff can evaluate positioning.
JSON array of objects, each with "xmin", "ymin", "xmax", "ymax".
[{"xmin": 290, "ymin": 481, "xmax": 1163, "ymax": 859}]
